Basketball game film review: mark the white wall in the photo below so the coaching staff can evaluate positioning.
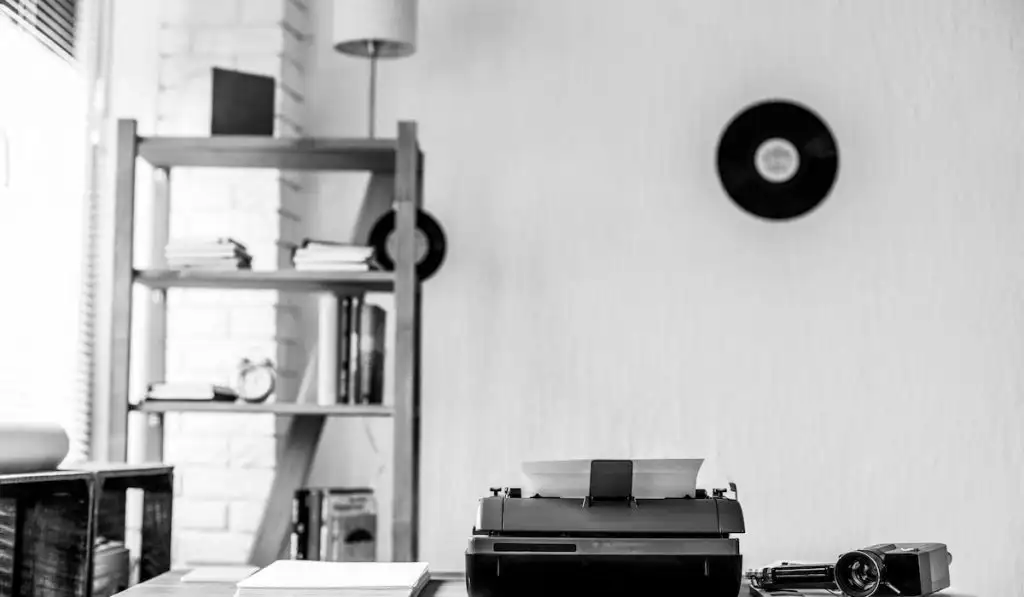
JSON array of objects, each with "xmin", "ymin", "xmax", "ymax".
[{"xmin": 305, "ymin": 1, "xmax": 1024, "ymax": 594}]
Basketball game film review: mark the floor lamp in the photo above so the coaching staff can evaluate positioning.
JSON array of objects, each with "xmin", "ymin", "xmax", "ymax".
[{"xmin": 332, "ymin": 0, "xmax": 418, "ymax": 139}]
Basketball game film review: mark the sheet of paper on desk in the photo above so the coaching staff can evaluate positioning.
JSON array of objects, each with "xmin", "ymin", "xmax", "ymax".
[
  {"xmin": 180, "ymin": 565, "xmax": 258, "ymax": 582},
  {"xmin": 235, "ymin": 560, "xmax": 430, "ymax": 597},
  {"xmin": 521, "ymin": 458, "xmax": 704, "ymax": 498}
]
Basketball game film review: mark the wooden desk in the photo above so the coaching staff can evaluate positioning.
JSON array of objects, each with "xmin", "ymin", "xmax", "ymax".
[
  {"xmin": 118, "ymin": 569, "xmax": 977, "ymax": 597},
  {"xmin": 114, "ymin": 570, "xmax": 757, "ymax": 596}
]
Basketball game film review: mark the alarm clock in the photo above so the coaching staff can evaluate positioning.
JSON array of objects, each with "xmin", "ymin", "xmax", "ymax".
[{"xmin": 235, "ymin": 358, "xmax": 276, "ymax": 403}]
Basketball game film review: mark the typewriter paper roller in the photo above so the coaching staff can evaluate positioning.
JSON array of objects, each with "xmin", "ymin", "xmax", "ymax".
[{"xmin": 521, "ymin": 458, "xmax": 704, "ymax": 499}]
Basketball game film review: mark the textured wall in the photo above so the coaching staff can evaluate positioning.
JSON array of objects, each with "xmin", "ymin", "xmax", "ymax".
[{"xmin": 305, "ymin": 1, "xmax": 1024, "ymax": 594}]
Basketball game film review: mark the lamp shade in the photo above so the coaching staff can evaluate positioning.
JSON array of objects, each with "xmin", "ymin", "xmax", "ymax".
[{"xmin": 333, "ymin": 0, "xmax": 418, "ymax": 59}]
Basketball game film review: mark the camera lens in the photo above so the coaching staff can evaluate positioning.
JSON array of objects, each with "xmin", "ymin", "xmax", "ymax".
[{"xmin": 834, "ymin": 550, "xmax": 884, "ymax": 597}]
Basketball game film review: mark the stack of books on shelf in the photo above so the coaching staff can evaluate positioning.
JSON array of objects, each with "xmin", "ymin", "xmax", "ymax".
[
  {"xmin": 337, "ymin": 297, "xmax": 387, "ymax": 405},
  {"xmin": 234, "ymin": 560, "xmax": 430, "ymax": 597},
  {"xmin": 165, "ymin": 238, "xmax": 252, "ymax": 270},
  {"xmin": 293, "ymin": 239, "xmax": 375, "ymax": 271}
]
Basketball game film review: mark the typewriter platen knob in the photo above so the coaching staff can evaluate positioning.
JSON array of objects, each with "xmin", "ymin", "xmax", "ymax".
[
  {"xmin": 711, "ymin": 483, "xmax": 739, "ymax": 500},
  {"xmin": 489, "ymin": 487, "xmax": 501, "ymax": 496}
]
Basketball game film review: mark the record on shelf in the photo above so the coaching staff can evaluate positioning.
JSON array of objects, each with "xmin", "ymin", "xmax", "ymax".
[
  {"xmin": 716, "ymin": 99, "xmax": 839, "ymax": 221},
  {"xmin": 368, "ymin": 209, "xmax": 447, "ymax": 280}
]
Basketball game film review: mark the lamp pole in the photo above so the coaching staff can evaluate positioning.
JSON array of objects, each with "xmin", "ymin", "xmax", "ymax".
[{"xmin": 366, "ymin": 39, "xmax": 379, "ymax": 139}]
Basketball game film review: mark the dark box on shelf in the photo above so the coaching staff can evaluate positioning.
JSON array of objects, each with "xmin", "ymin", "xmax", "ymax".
[{"xmin": 211, "ymin": 67, "xmax": 276, "ymax": 136}]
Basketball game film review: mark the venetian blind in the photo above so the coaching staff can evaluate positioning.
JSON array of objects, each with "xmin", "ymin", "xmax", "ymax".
[
  {"xmin": 0, "ymin": 0, "xmax": 77, "ymax": 63},
  {"xmin": 0, "ymin": 3, "xmax": 90, "ymax": 463}
]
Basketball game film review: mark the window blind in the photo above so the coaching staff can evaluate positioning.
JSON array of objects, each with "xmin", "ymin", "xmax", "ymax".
[
  {"xmin": 0, "ymin": 0, "xmax": 77, "ymax": 62},
  {"xmin": 0, "ymin": 6, "xmax": 89, "ymax": 463}
]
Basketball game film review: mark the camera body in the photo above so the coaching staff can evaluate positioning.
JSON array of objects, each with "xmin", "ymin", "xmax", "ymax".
[{"xmin": 834, "ymin": 543, "xmax": 951, "ymax": 597}]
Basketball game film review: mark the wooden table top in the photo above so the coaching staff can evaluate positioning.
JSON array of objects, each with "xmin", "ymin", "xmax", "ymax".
[
  {"xmin": 117, "ymin": 569, "xmax": 976, "ymax": 597},
  {"xmin": 115, "ymin": 570, "xmax": 760, "ymax": 597}
]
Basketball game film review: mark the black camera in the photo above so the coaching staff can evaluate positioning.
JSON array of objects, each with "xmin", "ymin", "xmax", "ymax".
[
  {"xmin": 834, "ymin": 543, "xmax": 951, "ymax": 597},
  {"xmin": 746, "ymin": 542, "xmax": 952, "ymax": 597}
]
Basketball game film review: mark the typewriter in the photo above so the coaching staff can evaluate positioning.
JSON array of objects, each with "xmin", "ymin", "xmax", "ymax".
[{"xmin": 465, "ymin": 459, "xmax": 745, "ymax": 597}]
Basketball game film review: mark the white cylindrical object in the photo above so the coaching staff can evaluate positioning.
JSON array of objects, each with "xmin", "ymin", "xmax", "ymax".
[
  {"xmin": 332, "ymin": 0, "xmax": 418, "ymax": 58},
  {"xmin": 0, "ymin": 421, "xmax": 70, "ymax": 474},
  {"xmin": 317, "ymin": 294, "xmax": 340, "ymax": 406}
]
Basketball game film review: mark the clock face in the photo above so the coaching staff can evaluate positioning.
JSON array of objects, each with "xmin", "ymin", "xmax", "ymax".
[{"xmin": 238, "ymin": 361, "xmax": 275, "ymax": 402}]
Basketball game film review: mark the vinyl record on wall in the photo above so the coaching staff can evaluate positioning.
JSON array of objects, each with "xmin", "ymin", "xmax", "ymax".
[
  {"xmin": 368, "ymin": 209, "xmax": 447, "ymax": 280},
  {"xmin": 716, "ymin": 99, "xmax": 839, "ymax": 221}
]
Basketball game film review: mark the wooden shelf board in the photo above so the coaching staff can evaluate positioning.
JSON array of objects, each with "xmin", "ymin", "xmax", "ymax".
[
  {"xmin": 136, "ymin": 135, "xmax": 420, "ymax": 172},
  {"xmin": 130, "ymin": 401, "xmax": 394, "ymax": 417},
  {"xmin": 133, "ymin": 269, "xmax": 394, "ymax": 292}
]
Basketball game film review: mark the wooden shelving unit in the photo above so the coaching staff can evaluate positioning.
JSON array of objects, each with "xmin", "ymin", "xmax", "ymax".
[{"xmin": 99, "ymin": 119, "xmax": 424, "ymax": 566}]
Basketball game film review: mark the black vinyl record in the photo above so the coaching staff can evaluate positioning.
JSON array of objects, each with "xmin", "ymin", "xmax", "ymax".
[
  {"xmin": 368, "ymin": 209, "xmax": 447, "ymax": 280},
  {"xmin": 716, "ymin": 99, "xmax": 839, "ymax": 221}
]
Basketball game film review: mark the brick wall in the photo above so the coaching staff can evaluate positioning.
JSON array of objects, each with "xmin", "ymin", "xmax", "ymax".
[{"xmin": 151, "ymin": 0, "xmax": 311, "ymax": 567}]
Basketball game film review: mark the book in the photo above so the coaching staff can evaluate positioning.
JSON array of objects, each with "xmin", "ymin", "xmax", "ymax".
[
  {"xmin": 294, "ymin": 248, "xmax": 374, "ymax": 262},
  {"xmin": 145, "ymin": 383, "xmax": 238, "ymax": 402},
  {"xmin": 338, "ymin": 296, "xmax": 353, "ymax": 403},
  {"xmin": 358, "ymin": 304, "xmax": 386, "ymax": 405},
  {"xmin": 166, "ymin": 258, "xmax": 253, "ymax": 271},
  {"xmin": 291, "ymin": 489, "xmax": 376, "ymax": 562},
  {"xmin": 167, "ymin": 237, "xmax": 248, "ymax": 252},
  {"xmin": 333, "ymin": 300, "xmax": 387, "ymax": 404},
  {"xmin": 165, "ymin": 237, "xmax": 253, "ymax": 270},
  {"xmin": 293, "ymin": 262, "xmax": 371, "ymax": 272},
  {"xmin": 346, "ymin": 297, "xmax": 363, "ymax": 404},
  {"xmin": 292, "ymin": 239, "xmax": 376, "ymax": 272},
  {"xmin": 234, "ymin": 560, "xmax": 429, "ymax": 597}
]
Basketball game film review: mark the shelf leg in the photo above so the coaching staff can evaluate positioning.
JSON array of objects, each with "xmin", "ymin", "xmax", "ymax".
[
  {"xmin": 99, "ymin": 119, "xmax": 139, "ymax": 463},
  {"xmin": 391, "ymin": 121, "xmax": 422, "ymax": 563}
]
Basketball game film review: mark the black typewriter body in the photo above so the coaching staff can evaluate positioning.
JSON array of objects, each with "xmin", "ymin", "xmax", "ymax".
[{"xmin": 464, "ymin": 460, "xmax": 746, "ymax": 597}]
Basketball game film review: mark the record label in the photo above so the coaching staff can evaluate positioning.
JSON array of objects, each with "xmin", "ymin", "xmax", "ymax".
[
  {"xmin": 754, "ymin": 137, "xmax": 800, "ymax": 183},
  {"xmin": 716, "ymin": 99, "xmax": 839, "ymax": 221}
]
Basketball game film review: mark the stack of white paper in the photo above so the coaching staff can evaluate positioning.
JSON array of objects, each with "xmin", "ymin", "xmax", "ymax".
[
  {"xmin": 181, "ymin": 566, "xmax": 257, "ymax": 583},
  {"xmin": 235, "ymin": 560, "xmax": 430, "ymax": 597},
  {"xmin": 521, "ymin": 458, "xmax": 704, "ymax": 499}
]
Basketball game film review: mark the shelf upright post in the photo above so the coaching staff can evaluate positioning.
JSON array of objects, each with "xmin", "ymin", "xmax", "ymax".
[
  {"xmin": 392, "ymin": 121, "xmax": 422, "ymax": 562},
  {"xmin": 137, "ymin": 166, "xmax": 171, "ymax": 464},
  {"xmin": 97, "ymin": 119, "xmax": 138, "ymax": 463}
]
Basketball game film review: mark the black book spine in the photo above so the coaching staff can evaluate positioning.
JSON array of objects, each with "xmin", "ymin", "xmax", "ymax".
[
  {"xmin": 338, "ymin": 297, "xmax": 351, "ymax": 404},
  {"xmin": 347, "ymin": 297, "xmax": 363, "ymax": 404}
]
